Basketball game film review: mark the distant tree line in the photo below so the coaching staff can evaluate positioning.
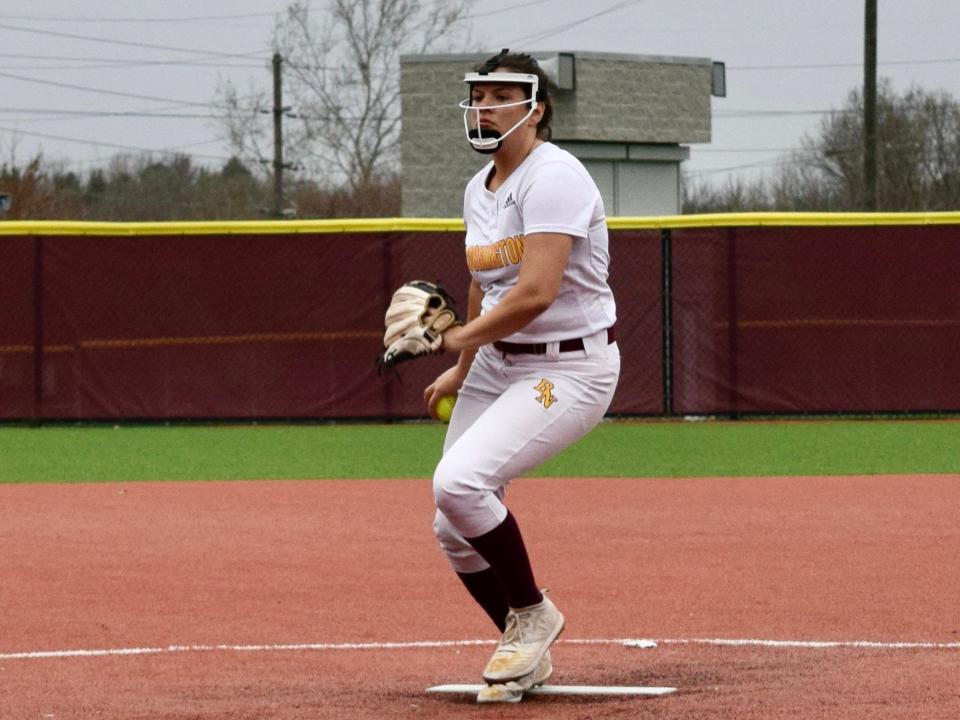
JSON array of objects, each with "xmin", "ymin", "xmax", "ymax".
[
  {"xmin": 0, "ymin": 154, "xmax": 399, "ymax": 221},
  {"xmin": 684, "ymin": 82, "xmax": 960, "ymax": 213}
]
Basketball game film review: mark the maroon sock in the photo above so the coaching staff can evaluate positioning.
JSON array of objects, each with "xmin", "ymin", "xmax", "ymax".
[
  {"xmin": 465, "ymin": 511, "xmax": 543, "ymax": 610},
  {"xmin": 456, "ymin": 567, "xmax": 510, "ymax": 632}
]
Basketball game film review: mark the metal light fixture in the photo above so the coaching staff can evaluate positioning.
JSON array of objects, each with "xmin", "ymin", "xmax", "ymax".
[
  {"xmin": 711, "ymin": 61, "xmax": 726, "ymax": 98},
  {"xmin": 538, "ymin": 53, "xmax": 576, "ymax": 90}
]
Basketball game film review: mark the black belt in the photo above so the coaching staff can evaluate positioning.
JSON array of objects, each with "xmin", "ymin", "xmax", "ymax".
[{"xmin": 493, "ymin": 326, "xmax": 616, "ymax": 355}]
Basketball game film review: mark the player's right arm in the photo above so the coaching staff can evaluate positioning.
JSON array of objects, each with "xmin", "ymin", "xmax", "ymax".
[
  {"xmin": 424, "ymin": 279, "xmax": 483, "ymax": 416},
  {"xmin": 441, "ymin": 232, "xmax": 572, "ymax": 352}
]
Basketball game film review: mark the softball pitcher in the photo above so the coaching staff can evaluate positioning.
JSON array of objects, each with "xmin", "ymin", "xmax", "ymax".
[{"xmin": 422, "ymin": 49, "xmax": 621, "ymax": 703}]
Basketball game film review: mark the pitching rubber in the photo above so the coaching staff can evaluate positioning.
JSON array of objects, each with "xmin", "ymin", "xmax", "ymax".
[{"xmin": 426, "ymin": 683, "xmax": 677, "ymax": 697}]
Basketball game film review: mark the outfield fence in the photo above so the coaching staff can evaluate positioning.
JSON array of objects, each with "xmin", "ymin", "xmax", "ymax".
[{"xmin": 2, "ymin": 213, "xmax": 960, "ymax": 421}]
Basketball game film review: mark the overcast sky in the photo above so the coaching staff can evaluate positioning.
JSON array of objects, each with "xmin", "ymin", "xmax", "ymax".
[{"xmin": 1, "ymin": 0, "xmax": 958, "ymax": 191}]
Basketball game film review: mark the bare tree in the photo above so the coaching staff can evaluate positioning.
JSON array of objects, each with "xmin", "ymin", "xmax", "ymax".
[
  {"xmin": 684, "ymin": 82, "xmax": 960, "ymax": 212},
  {"xmin": 682, "ymin": 174, "xmax": 774, "ymax": 214},
  {"xmin": 784, "ymin": 82, "xmax": 960, "ymax": 210},
  {"xmin": 218, "ymin": 0, "xmax": 470, "ymax": 196},
  {"xmin": 216, "ymin": 77, "xmax": 277, "ymax": 177}
]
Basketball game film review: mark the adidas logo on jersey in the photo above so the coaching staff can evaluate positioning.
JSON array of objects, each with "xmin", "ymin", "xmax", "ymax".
[{"xmin": 503, "ymin": 193, "xmax": 517, "ymax": 209}]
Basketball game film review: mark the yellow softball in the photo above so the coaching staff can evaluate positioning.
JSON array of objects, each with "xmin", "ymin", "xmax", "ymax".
[{"xmin": 436, "ymin": 394, "xmax": 456, "ymax": 423}]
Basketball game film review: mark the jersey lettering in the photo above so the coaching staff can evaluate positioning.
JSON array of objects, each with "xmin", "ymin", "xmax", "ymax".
[{"xmin": 466, "ymin": 234, "xmax": 524, "ymax": 272}]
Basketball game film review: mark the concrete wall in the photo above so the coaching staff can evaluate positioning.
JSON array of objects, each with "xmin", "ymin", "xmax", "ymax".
[
  {"xmin": 400, "ymin": 52, "xmax": 714, "ymax": 218},
  {"xmin": 550, "ymin": 53, "xmax": 712, "ymax": 145},
  {"xmin": 399, "ymin": 56, "xmax": 477, "ymax": 218}
]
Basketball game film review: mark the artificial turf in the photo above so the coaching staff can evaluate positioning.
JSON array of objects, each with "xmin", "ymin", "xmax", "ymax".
[{"xmin": 1, "ymin": 419, "xmax": 958, "ymax": 483}]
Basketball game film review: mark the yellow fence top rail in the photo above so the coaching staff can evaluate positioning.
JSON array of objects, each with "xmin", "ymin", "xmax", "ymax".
[
  {"xmin": 0, "ymin": 218, "xmax": 464, "ymax": 236},
  {"xmin": 2, "ymin": 212, "xmax": 960, "ymax": 236},
  {"xmin": 607, "ymin": 211, "xmax": 960, "ymax": 229}
]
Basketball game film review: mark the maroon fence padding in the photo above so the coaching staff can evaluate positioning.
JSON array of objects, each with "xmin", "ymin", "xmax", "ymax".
[
  {"xmin": 36, "ymin": 232, "xmax": 480, "ymax": 420},
  {"xmin": 0, "ymin": 237, "xmax": 36, "ymax": 419},
  {"xmin": 607, "ymin": 230, "xmax": 664, "ymax": 414},
  {"xmin": 40, "ymin": 233, "xmax": 386, "ymax": 418},
  {"xmin": 670, "ymin": 225, "xmax": 960, "ymax": 413},
  {"xmin": 2, "ymin": 222, "xmax": 960, "ymax": 420}
]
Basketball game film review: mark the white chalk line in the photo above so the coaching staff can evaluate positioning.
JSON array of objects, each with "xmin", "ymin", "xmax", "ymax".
[{"xmin": 2, "ymin": 637, "xmax": 958, "ymax": 661}]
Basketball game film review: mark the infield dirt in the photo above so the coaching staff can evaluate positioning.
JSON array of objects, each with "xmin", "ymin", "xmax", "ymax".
[{"xmin": 2, "ymin": 475, "xmax": 958, "ymax": 718}]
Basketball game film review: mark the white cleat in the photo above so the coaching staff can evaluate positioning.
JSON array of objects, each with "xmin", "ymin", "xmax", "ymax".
[
  {"xmin": 476, "ymin": 651, "xmax": 552, "ymax": 704},
  {"xmin": 482, "ymin": 594, "xmax": 564, "ymax": 684}
]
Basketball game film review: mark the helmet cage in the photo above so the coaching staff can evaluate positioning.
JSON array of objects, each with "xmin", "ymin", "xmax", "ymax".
[{"xmin": 460, "ymin": 72, "xmax": 540, "ymax": 152}]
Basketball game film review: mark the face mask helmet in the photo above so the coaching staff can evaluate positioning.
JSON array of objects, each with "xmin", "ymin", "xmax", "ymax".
[{"xmin": 460, "ymin": 49, "xmax": 543, "ymax": 154}]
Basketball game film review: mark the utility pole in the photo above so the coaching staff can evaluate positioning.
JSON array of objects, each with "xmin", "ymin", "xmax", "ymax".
[
  {"xmin": 863, "ymin": 0, "xmax": 878, "ymax": 211},
  {"xmin": 272, "ymin": 52, "xmax": 285, "ymax": 218}
]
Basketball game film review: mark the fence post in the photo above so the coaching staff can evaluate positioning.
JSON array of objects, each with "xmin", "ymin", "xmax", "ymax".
[
  {"xmin": 382, "ymin": 233, "xmax": 395, "ymax": 420},
  {"xmin": 661, "ymin": 228, "xmax": 674, "ymax": 416},
  {"xmin": 32, "ymin": 235, "xmax": 44, "ymax": 424},
  {"xmin": 726, "ymin": 227, "xmax": 739, "ymax": 418}
]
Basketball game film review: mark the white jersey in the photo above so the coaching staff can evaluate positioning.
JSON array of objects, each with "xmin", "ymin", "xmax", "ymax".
[{"xmin": 462, "ymin": 142, "xmax": 617, "ymax": 343}]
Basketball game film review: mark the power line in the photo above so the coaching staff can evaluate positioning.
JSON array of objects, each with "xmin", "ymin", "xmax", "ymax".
[
  {"xmin": 732, "ymin": 57, "xmax": 960, "ymax": 71},
  {"xmin": 692, "ymin": 147, "xmax": 801, "ymax": 154},
  {"xmin": 11, "ymin": 52, "xmax": 958, "ymax": 73},
  {"xmin": 0, "ymin": 108, "xmax": 220, "ymax": 120},
  {"xmin": 714, "ymin": 109, "xmax": 855, "ymax": 118},
  {"xmin": 0, "ymin": 100, "xmax": 840, "ymax": 125},
  {"xmin": 4, "ymin": 63, "xmax": 265, "ymax": 71},
  {"xmin": 0, "ymin": 11, "xmax": 281, "ymax": 23},
  {"xmin": 0, "ymin": 70, "xmax": 229, "ymax": 108},
  {"xmin": 0, "ymin": 51, "xmax": 263, "ymax": 63},
  {"xmin": 0, "ymin": 124, "xmax": 230, "ymax": 162},
  {"xmin": 467, "ymin": 0, "xmax": 559, "ymax": 20},
  {"xmin": 0, "ymin": 20, "xmax": 270, "ymax": 59},
  {"xmin": 685, "ymin": 157, "xmax": 796, "ymax": 177},
  {"xmin": 606, "ymin": 14, "xmax": 960, "ymax": 40},
  {"xmin": 0, "ymin": 56, "xmax": 268, "ymax": 71},
  {"xmin": 1, "ymin": 106, "xmax": 392, "ymax": 126},
  {"xmin": 504, "ymin": 0, "xmax": 645, "ymax": 45},
  {"xmin": 1, "ymin": 1, "xmax": 605, "ymax": 25},
  {"xmin": 38, "ymin": 139, "xmax": 233, "ymax": 172}
]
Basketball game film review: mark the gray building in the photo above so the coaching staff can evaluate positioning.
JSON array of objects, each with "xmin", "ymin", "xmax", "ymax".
[{"xmin": 400, "ymin": 51, "xmax": 723, "ymax": 218}]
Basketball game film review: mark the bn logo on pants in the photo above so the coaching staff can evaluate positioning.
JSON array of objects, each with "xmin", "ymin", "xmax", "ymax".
[{"xmin": 534, "ymin": 379, "xmax": 557, "ymax": 409}]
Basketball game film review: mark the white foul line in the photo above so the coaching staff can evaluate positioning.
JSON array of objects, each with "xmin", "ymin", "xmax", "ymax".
[
  {"xmin": 654, "ymin": 637, "xmax": 960, "ymax": 650},
  {"xmin": 1, "ymin": 636, "xmax": 958, "ymax": 661},
  {"xmin": 0, "ymin": 640, "xmax": 494, "ymax": 661}
]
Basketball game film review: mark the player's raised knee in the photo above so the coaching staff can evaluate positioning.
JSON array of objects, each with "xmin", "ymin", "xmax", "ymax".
[{"xmin": 432, "ymin": 461, "xmax": 464, "ymax": 516}]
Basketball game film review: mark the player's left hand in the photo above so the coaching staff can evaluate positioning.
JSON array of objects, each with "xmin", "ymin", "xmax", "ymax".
[{"xmin": 378, "ymin": 280, "xmax": 462, "ymax": 370}]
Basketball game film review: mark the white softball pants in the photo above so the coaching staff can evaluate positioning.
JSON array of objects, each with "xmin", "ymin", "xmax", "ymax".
[{"xmin": 432, "ymin": 328, "xmax": 621, "ymax": 573}]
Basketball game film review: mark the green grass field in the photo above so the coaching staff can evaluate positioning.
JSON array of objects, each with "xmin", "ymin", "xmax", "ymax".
[{"xmin": 1, "ymin": 419, "xmax": 958, "ymax": 483}]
